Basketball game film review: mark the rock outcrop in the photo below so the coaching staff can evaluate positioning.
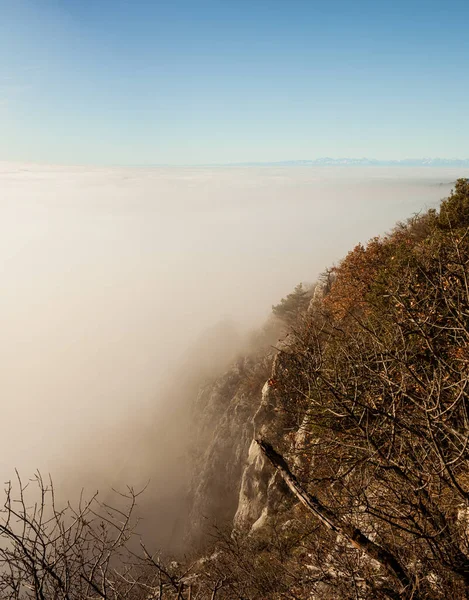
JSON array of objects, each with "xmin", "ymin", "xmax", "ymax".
[
  {"xmin": 186, "ymin": 354, "xmax": 274, "ymax": 542},
  {"xmin": 187, "ymin": 341, "xmax": 291, "ymax": 543}
]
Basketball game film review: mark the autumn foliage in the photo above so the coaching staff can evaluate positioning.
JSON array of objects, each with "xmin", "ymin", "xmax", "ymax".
[{"xmin": 264, "ymin": 179, "xmax": 469, "ymax": 598}]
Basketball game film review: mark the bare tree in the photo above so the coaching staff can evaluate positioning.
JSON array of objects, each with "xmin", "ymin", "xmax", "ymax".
[
  {"xmin": 0, "ymin": 472, "xmax": 232, "ymax": 600},
  {"xmin": 254, "ymin": 184, "xmax": 469, "ymax": 598}
]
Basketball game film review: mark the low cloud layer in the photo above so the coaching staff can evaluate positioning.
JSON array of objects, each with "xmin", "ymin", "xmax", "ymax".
[{"xmin": 0, "ymin": 164, "xmax": 465, "ymax": 546}]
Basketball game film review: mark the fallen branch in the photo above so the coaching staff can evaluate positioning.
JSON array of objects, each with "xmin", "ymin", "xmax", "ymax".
[{"xmin": 256, "ymin": 438, "xmax": 418, "ymax": 599}]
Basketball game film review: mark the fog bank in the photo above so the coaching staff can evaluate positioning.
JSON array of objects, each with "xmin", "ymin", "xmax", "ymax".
[{"xmin": 0, "ymin": 164, "xmax": 465, "ymax": 543}]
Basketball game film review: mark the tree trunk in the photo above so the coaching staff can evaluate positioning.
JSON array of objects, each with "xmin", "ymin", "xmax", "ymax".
[{"xmin": 257, "ymin": 439, "xmax": 418, "ymax": 599}]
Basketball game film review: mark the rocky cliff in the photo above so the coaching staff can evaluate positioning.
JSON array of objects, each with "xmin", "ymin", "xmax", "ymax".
[
  {"xmin": 186, "ymin": 352, "xmax": 275, "ymax": 542},
  {"xmin": 186, "ymin": 292, "xmax": 319, "ymax": 545}
]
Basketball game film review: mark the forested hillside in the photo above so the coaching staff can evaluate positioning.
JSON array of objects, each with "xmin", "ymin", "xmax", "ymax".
[{"xmin": 169, "ymin": 178, "xmax": 469, "ymax": 600}]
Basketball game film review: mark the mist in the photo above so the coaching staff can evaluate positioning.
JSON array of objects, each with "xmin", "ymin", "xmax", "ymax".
[{"xmin": 0, "ymin": 163, "xmax": 465, "ymax": 546}]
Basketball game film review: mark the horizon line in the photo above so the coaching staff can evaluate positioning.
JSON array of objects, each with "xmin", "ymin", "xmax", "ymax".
[{"xmin": 1, "ymin": 157, "xmax": 469, "ymax": 170}]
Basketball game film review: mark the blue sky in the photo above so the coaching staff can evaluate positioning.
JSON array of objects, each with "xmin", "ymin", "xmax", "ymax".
[{"xmin": 1, "ymin": 0, "xmax": 468, "ymax": 165}]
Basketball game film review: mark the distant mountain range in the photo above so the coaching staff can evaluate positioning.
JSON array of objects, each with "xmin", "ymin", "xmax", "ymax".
[{"xmin": 228, "ymin": 158, "xmax": 469, "ymax": 167}]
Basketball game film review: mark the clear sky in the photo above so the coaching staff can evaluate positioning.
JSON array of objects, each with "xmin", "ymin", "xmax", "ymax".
[{"xmin": 1, "ymin": 0, "xmax": 468, "ymax": 166}]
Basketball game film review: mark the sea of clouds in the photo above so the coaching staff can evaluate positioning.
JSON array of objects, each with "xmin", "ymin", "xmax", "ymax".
[{"xmin": 0, "ymin": 163, "xmax": 465, "ymax": 544}]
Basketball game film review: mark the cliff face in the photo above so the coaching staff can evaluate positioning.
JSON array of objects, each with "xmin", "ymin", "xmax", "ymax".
[
  {"xmin": 186, "ymin": 330, "xmax": 303, "ymax": 544},
  {"xmin": 233, "ymin": 378, "xmax": 287, "ymax": 532},
  {"xmin": 186, "ymin": 282, "xmax": 328, "ymax": 544},
  {"xmin": 186, "ymin": 354, "xmax": 274, "ymax": 542}
]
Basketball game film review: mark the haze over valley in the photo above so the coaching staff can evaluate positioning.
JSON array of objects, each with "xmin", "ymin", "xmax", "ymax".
[{"xmin": 0, "ymin": 163, "xmax": 464, "ymax": 511}]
